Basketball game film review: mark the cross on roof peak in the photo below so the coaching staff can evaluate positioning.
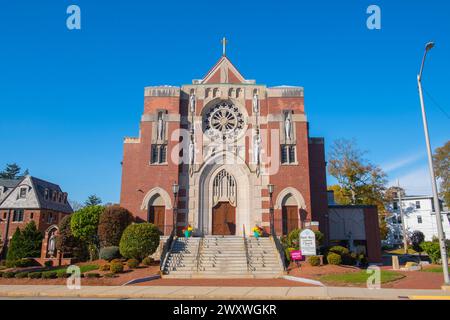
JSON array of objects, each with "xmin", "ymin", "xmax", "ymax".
[{"xmin": 221, "ymin": 37, "xmax": 228, "ymax": 56}]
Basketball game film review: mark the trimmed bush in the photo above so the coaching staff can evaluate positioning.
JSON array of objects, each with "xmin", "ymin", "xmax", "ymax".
[
  {"xmin": 328, "ymin": 246, "xmax": 355, "ymax": 265},
  {"xmin": 410, "ymin": 231, "xmax": 425, "ymax": 253},
  {"xmin": 327, "ymin": 253, "xmax": 342, "ymax": 265},
  {"xmin": 2, "ymin": 272, "xmax": 15, "ymax": 278},
  {"xmin": 15, "ymin": 258, "xmax": 37, "ymax": 268},
  {"xmin": 328, "ymin": 246, "xmax": 349, "ymax": 256},
  {"xmin": 142, "ymin": 257, "xmax": 154, "ymax": 266},
  {"xmin": 0, "ymin": 271, "xmax": 4, "ymax": 278},
  {"xmin": 110, "ymin": 261, "xmax": 124, "ymax": 274},
  {"xmin": 41, "ymin": 271, "xmax": 57, "ymax": 279},
  {"xmin": 308, "ymin": 256, "xmax": 321, "ymax": 267},
  {"xmin": 98, "ymin": 205, "xmax": 134, "ymax": 247},
  {"xmin": 99, "ymin": 264, "xmax": 110, "ymax": 271},
  {"xmin": 284, "ymin": 247, "xmax": 296, "ymax": 262},
  {"xmin": 56, "ymin": 215, "xmax": 89, "ymax": 261},
  {"xmin": 70, "ymin": 205, "xmax": 104, "ymax": 260},
  {"xmin": 99, "ymin": 246, "xmax": 121, "ymax": 261},
  {"xmin": 119, "ymin": 223, "xmax": 160, "ymax": 261},
  {"xmin": 287, "ymin": 229, "xmax": 301, "ymax": 249},
  {"xmin": 15, "ymin": 272, "xmax": 29, "ymax": 279},
  {"xmin": 28, "ymin": 272, "xmax": 42, "ymax": 279},
  {"xmin": 104, "ymin": 273, "xmax": 117, "ymax": 278},
  {"xmin": 86, "ymin": 273, "xmax": 101, "ymax": 278},
  {"xmin": 420, "ymin": 242, "xmax": 441, "ymax": 264},
  {"xmin": 127, "ymin": 258, "xmax": 139, "ymax": 269},
  {"xmin": 44, "ymin": 260, "xmax": 53, "ymax": 268},
  {"xmin": 57, "ymin": 271, "xmax": 71, "ymax": 279}
]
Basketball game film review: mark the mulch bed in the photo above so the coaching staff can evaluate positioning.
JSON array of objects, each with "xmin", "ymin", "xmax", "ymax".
[{"xmin": 0, "ymin": 261, "xmax": 161, "ymax": 286}]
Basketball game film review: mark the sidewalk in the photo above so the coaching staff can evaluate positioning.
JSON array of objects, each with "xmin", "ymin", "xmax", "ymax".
[{"xmin": 0, "ymin": 285, "xmax": 449, "ymax": 300}]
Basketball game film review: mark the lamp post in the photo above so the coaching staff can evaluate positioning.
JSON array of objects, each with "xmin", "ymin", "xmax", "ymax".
[
  {"xmin": 172, "ymin": 182, "xmax": 179, "ymax": 236},
  {"xmin": 268, "ymin": 184, "xmax": 275, "ymax": 236},
  {"xmin": 417, "ymin": 41, "xmax": 449, "ymax": 285}
]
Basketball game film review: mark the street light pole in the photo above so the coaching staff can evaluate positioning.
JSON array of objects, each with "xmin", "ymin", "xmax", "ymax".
[
  {"xmin": 172, "ymin": 182, "xmax": 179, "ymax": 237},
  {"xmin": 268, "ymin": 184, "xmax": 275, "ymax": 236},
  {"xmin": 417, "ymin": 42, "xmax": 449, "ymax": 285}
]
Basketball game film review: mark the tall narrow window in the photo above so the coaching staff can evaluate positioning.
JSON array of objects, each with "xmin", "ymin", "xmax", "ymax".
[
  {"xmin": 151, "ymin": 145, "xmax": 159, "ymax": 164},
  {"xmin": 159, "ymin": 145, "xmax": 167, "ymax": 163},
  {"xmin": 281, "ymin": 145, "xmax": 288, "ymax": 164},
  {"xmin": 13, "ymin": 209, "xmax": 24, "ymax": 222},
  {"xmin": 281, "ymin": 145, "xmax": 296, "ymax": 164},
  {"xmin": 151, "ymin": 144, "xmax": 168, "ymax": 164},
  {"xmin": 289, "ymin": 146, "xmax": 296, "ymax": 163},
  {"xmin": 393, "ymin": 202, "xmax": 398, "ymax": 210},
  {"xmin": 417, "ymin": 216, "xmax": 423, "ymax": 224},
  {"xmin": 415, "ymin": 201, "xmax": 421, "ymax": 209}
]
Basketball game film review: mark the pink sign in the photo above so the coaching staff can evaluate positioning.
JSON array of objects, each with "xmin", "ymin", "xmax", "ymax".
[{"xmin": 290, "ymin": 250, "xmax": 303, "ymax": 261}]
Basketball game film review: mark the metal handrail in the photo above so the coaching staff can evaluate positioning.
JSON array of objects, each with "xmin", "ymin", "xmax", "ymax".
[
  {"xmin": 271, "ymin": 235, "xmax": 287, "ymax": 271},
  {"xmin": 242, "ymin": 225, "xmax": 251, "ymax": 272},
  {"xmin": 195, "ymin": 236, "xmax": 204, "ymax": 272},
  {"xmin": 160, "ymin": 232, "xmax": 175, "ymax": 272}
]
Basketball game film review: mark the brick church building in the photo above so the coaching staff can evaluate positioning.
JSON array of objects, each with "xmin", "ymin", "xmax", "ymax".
[{"xmin": 119, "ymin": 49, "xmax": 329, "ymax": 240}]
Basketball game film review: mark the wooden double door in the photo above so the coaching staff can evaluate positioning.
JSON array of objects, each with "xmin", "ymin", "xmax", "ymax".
[
  {"xmin": 212, "ymin": 202, "xmax": 236, "ymax": 235},
  {"xmin": 282, "ymin": 205, "xmax": 299, "ymax": 235},
  {"xmin": 149, "ymin": 206, "xmax": 165, "ymax": 234}
]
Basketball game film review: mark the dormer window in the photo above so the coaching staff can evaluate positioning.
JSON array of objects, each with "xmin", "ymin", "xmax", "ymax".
[
  {"xmin": 63, "ymin": 193, "xmax": 68, "ymax": 204},
  {"xmin": 52, "ymin": 191, "xmax": 57, "ymax": 202},
  {"xmin": 58, "ymin": 192, "xmax": 62, "ymax": 203},
  {"xmin": 44, "ymin": 188, "xmax": 49, "ymax": 200},
  {"xmin": 19, "ymin": 187, "xmax": 27, "ymax": 199}
]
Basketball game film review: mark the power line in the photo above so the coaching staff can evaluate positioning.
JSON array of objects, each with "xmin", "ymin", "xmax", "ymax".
[{"xmin": 423, "ymin": 88, "xmax": 450, "ymax": 120}]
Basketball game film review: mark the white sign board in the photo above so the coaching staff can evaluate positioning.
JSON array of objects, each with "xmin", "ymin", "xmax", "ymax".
[{"xmin": 300, "ymin": 229, "xmax": 316, "ymax": 256}]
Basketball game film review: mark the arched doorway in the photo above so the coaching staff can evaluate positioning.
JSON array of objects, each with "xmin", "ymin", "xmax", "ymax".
[
  {"xmin": 148, "ymin": 194, "xmax": 165, "ymax": 234},
  {"xmin": 281, "ymin": 194, "xmax": 299, "ymax": 235},
  {"xmin": 212, "ymin": 202, "xmax": 236, "ymax": 235},
  {"xmin": 211, "ymin": 169, "xmax": 237, "ymax": 235}
]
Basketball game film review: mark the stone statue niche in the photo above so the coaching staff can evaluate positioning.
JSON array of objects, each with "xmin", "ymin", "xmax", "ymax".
[
  {"xmin": 157, "ymin": 111, "xmax": 165, "ymax": 141},
  {"xmin": 284, "ymin": 111, "xmax": 292, "ymax": 141}
]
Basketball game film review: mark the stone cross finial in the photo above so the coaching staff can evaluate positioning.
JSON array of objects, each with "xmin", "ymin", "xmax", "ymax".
[{"xmin": 221, "ymin": 37, "xmax": 228, "ymax": 56}]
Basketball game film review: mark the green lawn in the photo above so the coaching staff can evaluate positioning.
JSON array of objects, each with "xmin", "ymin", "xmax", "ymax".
[
  {"xmin": 421, "ymin": 266, "xmax": 450, "ymax": 273},
  {"xmin": 320, "ymin": 270, "xmax": 405, "ymax": 285},
  {"xmin": 53, "ymin": 264, "xmax": 99, "ymax": 276},
  {"xmin": 385, "ymin": 248, "xmax": 418, "ymax": 255}
]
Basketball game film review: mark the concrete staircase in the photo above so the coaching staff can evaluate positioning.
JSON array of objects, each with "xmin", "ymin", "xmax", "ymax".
[
  {"xmin": 246, "ymin": 237, "xmax": 285, "ymax": 277},
  {"xmin": 162, "ymin": 236, "xmax": 284, "ymax": 278},
  {"xmin": 162, "ymin": 237, "xmax": 201, "ymax": 277}
]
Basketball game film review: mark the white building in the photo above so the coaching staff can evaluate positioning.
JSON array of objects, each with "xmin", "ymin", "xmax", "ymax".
[{"xmin": 385, "ymin": 195, "xmax": 450, "ymax": 245}]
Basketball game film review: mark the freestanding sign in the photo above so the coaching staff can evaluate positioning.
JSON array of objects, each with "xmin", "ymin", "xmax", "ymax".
[
  {"xmin": 290, "ymin": 250, "xmax": 303, "ymax": 262},
  {"xmin": 300, "ymin": 229, "xmax": 316, "ymax": 256}
]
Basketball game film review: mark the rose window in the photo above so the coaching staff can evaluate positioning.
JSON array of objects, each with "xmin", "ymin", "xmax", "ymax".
[{"xmin": 204, "ymin": 102, "xmax": 244, "ymax": 141}]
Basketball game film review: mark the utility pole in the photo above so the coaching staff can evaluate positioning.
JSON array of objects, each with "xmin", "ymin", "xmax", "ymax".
[
  {"xmin": 397, "ymin": 181, "xmax": 408, "ymax": 254},
  {"xmin": 417, "ymin": 41, "xmax": 449, "ymax": 285}
]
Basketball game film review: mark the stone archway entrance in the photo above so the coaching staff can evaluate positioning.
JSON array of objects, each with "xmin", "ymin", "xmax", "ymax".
[{"xmin": 212, "ymin": 202, "xmax": 236, "ymax": 235}]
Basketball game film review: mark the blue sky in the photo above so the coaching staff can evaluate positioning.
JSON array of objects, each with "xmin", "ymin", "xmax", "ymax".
[{"xmin": 0, "ymin": 0, "xmax": 449, "ymax": 204}]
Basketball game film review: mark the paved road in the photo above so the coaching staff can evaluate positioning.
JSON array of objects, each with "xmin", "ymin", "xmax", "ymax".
[{"xmin": 0, "ymin": 285, "xmax": 448, "ymax": 300}]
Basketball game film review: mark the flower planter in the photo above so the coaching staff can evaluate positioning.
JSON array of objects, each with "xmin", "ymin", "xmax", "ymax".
[
  {"xmin": 253, "ymin": 231, "xmax": 260, "ymax": 238},
  {"xmin": 184, "ymin": 230, "xmax": 192, "ymax": 238}
]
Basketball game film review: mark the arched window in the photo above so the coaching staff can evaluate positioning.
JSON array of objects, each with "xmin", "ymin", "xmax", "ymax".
[{"xmin": 212, "ymin": 169, "xmax": 236, "ymax": 206}]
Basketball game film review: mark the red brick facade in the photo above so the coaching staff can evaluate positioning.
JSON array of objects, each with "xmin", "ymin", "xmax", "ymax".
[{"xmin": 120, "ymin": 56, "xmax": 330, "ymax": 238}]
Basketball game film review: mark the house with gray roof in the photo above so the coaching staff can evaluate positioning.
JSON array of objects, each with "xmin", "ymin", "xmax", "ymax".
[
  {"xmin": 0, "ymin": 175, "xmax": 73, "ymax": 255},
  {"xmin": 0, "ymin": 178, "xmax": 22, "ymax": 205}
]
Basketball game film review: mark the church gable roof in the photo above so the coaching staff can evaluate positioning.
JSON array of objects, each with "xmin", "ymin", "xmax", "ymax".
[{"xmin": 199, "ymin": 56, "xmax": 250, "ymax": 84}]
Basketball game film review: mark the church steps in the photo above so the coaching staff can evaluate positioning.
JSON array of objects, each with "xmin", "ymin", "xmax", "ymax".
[{"xmin": 162, "ymin": 236, "xmax": 284, "ymax": 278}]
